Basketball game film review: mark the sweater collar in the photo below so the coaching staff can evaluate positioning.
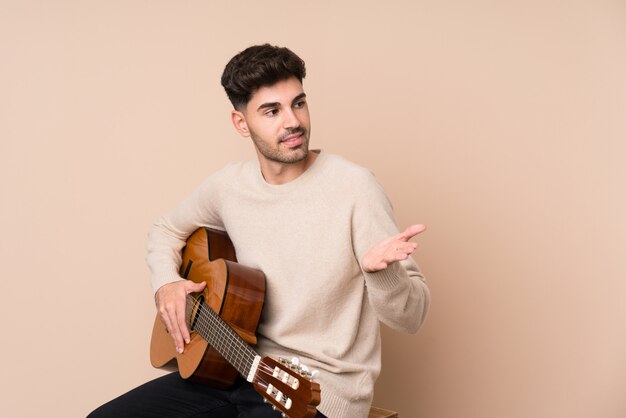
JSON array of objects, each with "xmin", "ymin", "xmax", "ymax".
[{"xmin": 253, "ymin": 149, "xmax": 327, "ymax": 193}]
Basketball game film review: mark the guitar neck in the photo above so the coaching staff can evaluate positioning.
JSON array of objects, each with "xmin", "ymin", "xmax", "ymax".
[{"xmin": 187, "ymin": 297, "xmax": 261, "ymax": 379}]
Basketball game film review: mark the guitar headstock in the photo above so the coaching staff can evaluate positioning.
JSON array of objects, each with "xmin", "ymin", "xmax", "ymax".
[{"xmin": 252, "ymin": 356, "xmax": 321, "ymax": 418}]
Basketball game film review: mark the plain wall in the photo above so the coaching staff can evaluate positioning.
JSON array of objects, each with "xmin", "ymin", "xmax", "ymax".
[{"xmin": 1, "ymin": 1, "xmax": 625, "ymax": 417}]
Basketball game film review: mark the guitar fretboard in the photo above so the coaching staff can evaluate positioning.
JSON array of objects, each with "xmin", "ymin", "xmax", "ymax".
[{"xmin": 186, "ymin": 297, "xmax": 259, "ymax": 377}]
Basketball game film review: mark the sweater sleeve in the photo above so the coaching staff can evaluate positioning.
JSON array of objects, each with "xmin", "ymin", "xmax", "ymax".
[
  {"xmin": 146, "ymin": 173, "xmax": 226, "ymax": 295},
  {"xmin": 351, "ymin": 171, "xmax": 430, "ymax": 333}
]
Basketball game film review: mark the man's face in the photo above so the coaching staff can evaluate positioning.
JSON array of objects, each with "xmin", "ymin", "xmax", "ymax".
[{"xmin": 240, "ymin": 77, "xmax": 311, "ymax": 165}]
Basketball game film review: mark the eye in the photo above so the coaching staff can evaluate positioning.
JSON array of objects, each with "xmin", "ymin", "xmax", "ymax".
[
  {"xmin": 294, "ymin": 100, "xmax": 306, "ymax": 109},
  {"xmin": 265, "ymin": 108, "xmax": 279, "ymax": 117}
]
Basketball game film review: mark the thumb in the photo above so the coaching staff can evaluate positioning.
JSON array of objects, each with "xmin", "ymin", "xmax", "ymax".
[{"xmin": 187, "ymin": 281, "xmax": 207, "ymax": 292}]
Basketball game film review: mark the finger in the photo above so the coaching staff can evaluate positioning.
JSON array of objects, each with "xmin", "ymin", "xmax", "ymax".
[
  {"xmin": 170, "ymin": 311, "xmax": 186, "ymax": 354},
  {"xmin": 399, "ymin": 224, "xmax": 426, "ymax": 241},
  {"xmin": 399, "ymin": 241, "xmax": 418, "ymax": 254},
  {"xmin": 159, "ymin": 310, "xmax": 174, "ymax": 337},
  {"xmin": 159, "ymin": 305, "xmax": 184, "ymax": 354},
  {"xmin": 169, "ymin": 307, "xmax": 185, "ymax": 353},
  {"xmin": 176, "ymin": 297, "xmax": 191, "ymax": 345},
  {"xmin": 382, "ymin": 242, "xmax": 417, "ymax": 263},
  {"xmin": 390, "ymin": 251, "xmax": 411, "ymax": 263},
  {"xmin": 179, "ymin": 282, "xmax": 204, "ymax": 344},
  {"xmin": 387, "ymin": 241, "xmax": 416, "ymax": 254}
]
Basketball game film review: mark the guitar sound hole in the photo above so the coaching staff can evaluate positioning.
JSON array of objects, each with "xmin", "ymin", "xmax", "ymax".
[{"xmin": 189, "ymin": 294, "xmax": 204, "ymax": 332}]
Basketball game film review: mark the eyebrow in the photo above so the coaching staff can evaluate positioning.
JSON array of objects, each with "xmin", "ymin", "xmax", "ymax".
[{"xmin": 256, "ymin": 93, "xmax": 307, "ymax": 112}]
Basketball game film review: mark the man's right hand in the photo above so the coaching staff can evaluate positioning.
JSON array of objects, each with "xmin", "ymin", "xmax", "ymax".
[{"xmin": 155, "ymin": 280, "xmax": 207, "ymax": 354}]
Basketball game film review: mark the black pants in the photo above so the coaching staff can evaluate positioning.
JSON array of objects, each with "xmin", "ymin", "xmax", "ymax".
[{"xmin": 88, "ymin": 372, "xmax": 327, "ymax": 418}]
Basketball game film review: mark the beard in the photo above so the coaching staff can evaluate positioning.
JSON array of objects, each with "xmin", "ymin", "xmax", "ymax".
[{"xmin": 250, "ymin": 127, "xmax": 310, "ymax": 164}]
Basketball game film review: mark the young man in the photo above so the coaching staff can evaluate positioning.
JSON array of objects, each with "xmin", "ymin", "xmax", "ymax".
[{"xmin": 90, "ymin": 44, "xmax": 429, "ymax": 418}]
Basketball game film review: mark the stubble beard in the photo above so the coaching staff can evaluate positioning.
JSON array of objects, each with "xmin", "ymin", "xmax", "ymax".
[{"xmin": 251, "ymin": 127, "xmax": 310, "ymax": 165}]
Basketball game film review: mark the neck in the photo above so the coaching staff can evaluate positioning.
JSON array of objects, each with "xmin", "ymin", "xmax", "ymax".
[{"xmin": 259, "ymin": 151, "xmax": 319, "ymax": 185}]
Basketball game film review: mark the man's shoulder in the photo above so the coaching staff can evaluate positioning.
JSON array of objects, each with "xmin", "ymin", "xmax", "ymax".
[
  {"xmin": 194, "ymin": 159, "xmax": 257, "ymax": 192},
  {"xmin": 206, "ymin": 159, "xmax": 256, "ymax": 179},
  {"xmin": 323, "ymin": 153, "xmax": 379, "ymax": 184}
]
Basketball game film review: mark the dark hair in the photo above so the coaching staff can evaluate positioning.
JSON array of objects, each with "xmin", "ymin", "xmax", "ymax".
[{"xmin": 221, "ymin": 44, "xmax": 306, "ymax": 110}]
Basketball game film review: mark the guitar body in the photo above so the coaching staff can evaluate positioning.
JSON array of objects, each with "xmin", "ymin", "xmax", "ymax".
[{"xmin": 150, "ymin": 227, "xmax": 266, "ymax": 389}]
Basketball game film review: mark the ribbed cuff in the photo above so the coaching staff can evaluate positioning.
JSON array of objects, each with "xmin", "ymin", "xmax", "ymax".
[
  {"xmin": 362, "ymin": 262, "xmax": 404, "ymax": 291},
  {"xmin": 319, "ymin": 388, "xmax": 371, "ymax": 418},
  {"xmin": 151, "ymin": 271, "xmax": 184, "ymax": 296}
]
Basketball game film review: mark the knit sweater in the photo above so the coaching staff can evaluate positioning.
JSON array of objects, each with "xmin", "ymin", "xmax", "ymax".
[{"xmin": 146, "ymin": 151, "xmax": 430, "ymax": 418}]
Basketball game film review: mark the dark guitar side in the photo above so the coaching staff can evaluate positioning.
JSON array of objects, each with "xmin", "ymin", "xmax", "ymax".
[{"xmin": 150, "ymin": 228, "xmax": 266, "ymax": 389}]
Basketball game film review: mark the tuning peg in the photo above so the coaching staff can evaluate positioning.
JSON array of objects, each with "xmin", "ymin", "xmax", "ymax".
[
  {"xmin": 291, "ymin": 357, "xmax": 300, "ymax": 366},
  {"xmin": 310, "ymin": 370, "xmax": 319, "ymax": 380}
]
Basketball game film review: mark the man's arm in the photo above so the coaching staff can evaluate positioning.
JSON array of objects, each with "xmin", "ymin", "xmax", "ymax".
[
  {"xmin": 147, "ymin": 173, "xmax": 226, "ymax": 353},
  {"xmin": 351, "ymin": 173, "xmax": 430, "ymax": 333}
]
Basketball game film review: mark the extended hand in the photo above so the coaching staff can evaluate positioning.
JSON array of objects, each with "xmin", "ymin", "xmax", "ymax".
[
  {"xmin": 155, "ymin": 280, "xmax": 206, "ymax": 354},
  {"xmin": 361, "ymin": 224, "xmax": 426, "ymax": 273}
]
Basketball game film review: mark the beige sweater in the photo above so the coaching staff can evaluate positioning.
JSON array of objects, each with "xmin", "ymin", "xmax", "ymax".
[{"xmin": 146, "ymin": 151, "xmax": 430, "ymax": 418}]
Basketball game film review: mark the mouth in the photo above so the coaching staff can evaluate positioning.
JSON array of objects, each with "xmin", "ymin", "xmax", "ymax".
[{"xmin": 280, "ymin": 130, "xmax": 305, "ymax": 147}]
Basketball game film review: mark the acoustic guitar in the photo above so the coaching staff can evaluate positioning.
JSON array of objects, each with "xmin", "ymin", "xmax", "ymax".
[{"xmin": 150, "ymin": 227, "xmax": 321, "ymax": 418}]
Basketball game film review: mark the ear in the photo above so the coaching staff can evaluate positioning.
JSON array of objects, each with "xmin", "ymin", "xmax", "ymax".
[{"xmin": 231, "ymin": 110, "xmax": 251, "ymax": 137}]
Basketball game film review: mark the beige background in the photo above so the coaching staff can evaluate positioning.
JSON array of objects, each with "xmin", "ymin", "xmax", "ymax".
[{"xmin": 1, "ymin": 1, "xmax": 625, "ymax": 417}]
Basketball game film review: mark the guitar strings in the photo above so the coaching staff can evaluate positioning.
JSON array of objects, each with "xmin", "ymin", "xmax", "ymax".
[
  {"xmin": 183, "ymin": 295, "xmax": 309, "ymax": 408},
  {"xmin": 204, "ymin": 308, "xmax": 257, "ymax": 371},
  {"xmin": 186, "ymin": 295, "xmax": 259, "ymax": 375},
  {"xmin": 188, "ymin": 295, "xmax": 307, "ymax": 381}
]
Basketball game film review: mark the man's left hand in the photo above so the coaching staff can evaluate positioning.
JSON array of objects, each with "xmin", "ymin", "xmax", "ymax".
[{"xmin": 361, "ymin": 224, "xmax": 426, "ymax": 273}]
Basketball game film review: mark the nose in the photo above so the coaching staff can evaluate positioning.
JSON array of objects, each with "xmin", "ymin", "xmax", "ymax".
[{"xmin": 282, "ymin": 108, "xmax": 300, "ymax": 130}]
